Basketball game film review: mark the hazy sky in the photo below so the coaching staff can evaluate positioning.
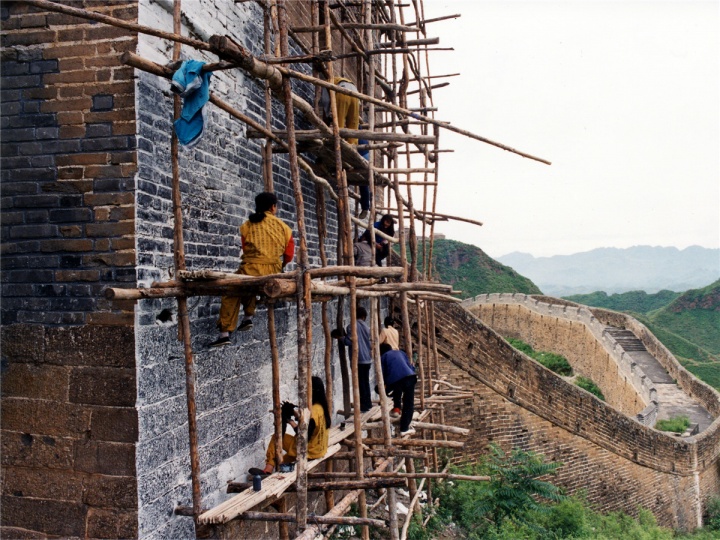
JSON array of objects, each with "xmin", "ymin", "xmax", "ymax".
[{"xmin": 415, "ymin": 0, "xmax": 719, "ymax": 258}]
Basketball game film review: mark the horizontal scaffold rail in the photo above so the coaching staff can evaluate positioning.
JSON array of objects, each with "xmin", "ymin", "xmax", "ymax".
[
  {"xmin": 104, "ymin": 272, "xmax": 458, "ymax": 302},
  {"xmin": 247, "ymin": 128, "xmax": 436, "ymax": 144},
  {"xmin": 197, "ymin": 443, "xmax": 342, "ymax": 525}
]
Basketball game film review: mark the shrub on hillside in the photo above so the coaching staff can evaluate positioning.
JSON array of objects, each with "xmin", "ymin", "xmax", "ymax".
[
  {"xmin": 655, "ymin": 416, "xmax": 690, "ymax": 434},
  {"xmin": 704, "ymin": 495, "xmax": 720, "ymax": 530},
  {"xmin": 507, "ymin": 338, "xmax": 574, "ymax": 376},
  {"xmin": 575, "ymin": 376, "xmax": 605, "ymax": 401}
]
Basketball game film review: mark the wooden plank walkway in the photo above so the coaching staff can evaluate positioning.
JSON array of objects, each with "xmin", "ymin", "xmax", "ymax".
[{"xmin": 197, "ymin": 406, "xmax": 382, "ymax": 525}]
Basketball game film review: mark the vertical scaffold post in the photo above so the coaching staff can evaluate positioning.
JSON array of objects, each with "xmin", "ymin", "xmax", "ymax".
[
  {"xmin": 168, "ymin": 0, "xmax": 202, "ymax": 520},
  {"xmin": 277, "ymin": 0, "xmax": 313, "ymax": 530}
]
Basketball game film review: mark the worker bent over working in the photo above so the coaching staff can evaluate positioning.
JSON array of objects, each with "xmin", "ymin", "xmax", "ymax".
[
  {"xmin": 379, "ymin": 343, "xmax": 417, "ymax": 436},
  {"xmin": 209, "ymin": 192, "xmax": 295, "ymax": 348},
  {"xmin": 250, "ymin": 376, "xmax": 331, "ymax": 476}
]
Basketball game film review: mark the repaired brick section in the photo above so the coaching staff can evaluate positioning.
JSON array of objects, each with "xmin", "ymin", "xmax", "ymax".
[
  {"xmin": 430, "ymin": 300, "xmax": 719, "ymax": 530},
  {"xmin": 0, "ymin": 323, "xmax": 138, "ymax": 538},
  {"xmin": 0, "ymin": 0, "xmax": 138, "ymax": 328}
]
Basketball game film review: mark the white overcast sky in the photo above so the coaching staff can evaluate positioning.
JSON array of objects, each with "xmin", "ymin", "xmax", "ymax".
[{"xmin": 415, "ymin": 0, "xmax": 719, "ymax": 258}]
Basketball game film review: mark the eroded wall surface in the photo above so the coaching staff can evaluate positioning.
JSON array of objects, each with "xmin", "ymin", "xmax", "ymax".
[
  {"xmin": 133, "ymin": 1, "xmax": 348, "ymax": 538},
  {"xmin": 1, "ymin": 2, "xmax": 140, "ymax": 538},
  {"xmin": 436, "ymin": 298, "xmax": 720, "ymax": 530}
]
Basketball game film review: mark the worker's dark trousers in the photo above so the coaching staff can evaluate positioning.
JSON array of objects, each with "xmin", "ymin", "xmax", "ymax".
[
  {"xmin": 388, "ymin": 375, "xmax": 417, "ymax": 432},
  {"xmin": 358, "ymin": 363, "xmax": 372, "ymax": 412}
]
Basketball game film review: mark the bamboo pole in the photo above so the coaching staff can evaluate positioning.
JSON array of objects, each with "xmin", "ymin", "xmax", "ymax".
[
  {"xmin": 321, "ymin": 2, "xmax": 369, "ymax": 535},
  {"xmin": 268, "ymin": 305, "xmax": 283, "ymax": 482},
  {"xmin": 238, "ymin": 512, "xmax": 386, "ymax": 527},
  {"xmin": 292, "ymin": 22, "xmax": 420, "ymax": 33},
  {"xmin": 358, "ymin": 438, "xmax": 464, "ymax": 448},
  {"xmin": 277, "ymin": 1, "xmax": 312, "ymax": 530},
  {"xmin": 165, "ymin": 0, "xmax": 203, "ymax": 521},
  {"xmin": 262, "ymin": 3, "xmax": 275, "ymax": 192},
  {"xmin": 400, "ymin": 475, "xmax": 426, "ymax": 540},
  {"xmin": 361, "ymin": 420, "xmax": 469, "ymax": 435},
  {"xmin": 248, "ymin": 128, "xmax": 436, "ymax": 143}
]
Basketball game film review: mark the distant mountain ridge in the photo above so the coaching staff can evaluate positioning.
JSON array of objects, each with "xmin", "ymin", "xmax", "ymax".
[{"xmin": 498, "ymin": 245, "xmax": 719, "ymax": 296}]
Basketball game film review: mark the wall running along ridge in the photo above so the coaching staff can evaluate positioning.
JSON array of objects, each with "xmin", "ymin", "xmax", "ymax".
[{"xmin": 437, "ymin": 293, "xmax": 720, "ymax": 530}]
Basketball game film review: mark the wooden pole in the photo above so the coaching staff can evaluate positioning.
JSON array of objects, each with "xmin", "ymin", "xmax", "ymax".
[
  {"xmin": 268, "ymin": 305, "xmax": 283, "ymax": 477},
  {"xmin": 277, "ymin": 1, "xmax": 312, "ymax": 530},
  {"xmin": 166, "ymin": 0, "xmax": 202, "ymax": 521},
  {"xmin": 238, "ymin": 512, "xmax": 386, "ymax": 527}
]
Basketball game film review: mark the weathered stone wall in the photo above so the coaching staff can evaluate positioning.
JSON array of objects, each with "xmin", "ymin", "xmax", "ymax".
[
  {"xmin": 1, "ymin": 2, "xmax": 139, "ymax": 538},
  {"xmin": 132, "ymin": 1, "xmax": 351, "ymax": 538},
  {"xmin": 437, "ymin": 298, "xmax": 720, "ymax": 529},
  {"xmin": 465, "ymin": 294, "xmax": 652, "ymax": 417}
]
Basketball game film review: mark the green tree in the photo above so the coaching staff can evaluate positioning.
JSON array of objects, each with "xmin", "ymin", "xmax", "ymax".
[{"xmin": 472, "ymin": 444, "xmax": 565, "ymax": 530}]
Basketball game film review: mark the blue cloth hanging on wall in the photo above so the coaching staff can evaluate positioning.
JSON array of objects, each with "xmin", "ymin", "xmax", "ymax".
[{"xmin": 171, "ymin": 59, "xmax": 212, "ymax": 147}]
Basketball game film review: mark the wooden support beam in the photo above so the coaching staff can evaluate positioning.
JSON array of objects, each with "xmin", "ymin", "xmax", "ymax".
[
  {"xmin": 309, "ymin": 266, "xmax": 403, "ymax": 278},
  {"xmin": 292, "ymin": 22, "xmax": 420, "ymax": 33},
  {"xmin": 406, "ymin": 13, "xmax": 462, "ymax": 26},
  {"xmin": 280, "ymin": 478, "xmax": 407, "ymax": 491},
  {"xmin": 376, "ymin": 167, "xmax": 436, "ymax": 174},
  {"xmin": 238, "ymin": 511, "xmax": 386, "ymax": 527},
  {"xmin": 333, "ymin": 449, "xmax": 426, "ymax": 459},
  {"xmin": 361, "ymin": 420, "xmax": 470, "ymax": 436},
  {"xmin": 376, "ymin": 37, "xmax": 440, "ymax": 48},
  {"xmin": 358, "ymin": 438, "xmax": 465, "ymax": 449},
  {"xmin": 247, "ymin": 128, "xmax": 436, "ymax": 144}
]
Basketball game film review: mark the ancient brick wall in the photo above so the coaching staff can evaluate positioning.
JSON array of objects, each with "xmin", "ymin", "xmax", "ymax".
[
  {"xmin": 467, "ymin": 298, "xmax": 649, "ymax": 417},
  {"xmin": 433, "ymin": 300, "xmax": 720, "ymax": 529},
  {"xmin": 1, "ymin": 1, "xmax": 140, "ymax": 538},
  {"xmin": 131, "ymin": 1, "xmax": 354, "ymax": 538}
]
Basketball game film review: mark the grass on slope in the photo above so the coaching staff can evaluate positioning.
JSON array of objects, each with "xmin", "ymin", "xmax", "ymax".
[
  {"xmin": 410, "ymin": 238, "xmax": 542, "ymax": 298},
  {"xmin": 648, "ymin": 280, "xmax": 720, "ymax": 355},
  {"xmin": 507, "ymin": 338, "xmax": 573, "ymax": 376}
]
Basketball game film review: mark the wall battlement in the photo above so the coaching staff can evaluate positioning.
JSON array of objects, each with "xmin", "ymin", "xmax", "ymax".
[{"xmin": 441, "ymin": 294, "xmax": 720, "ymax": 530}]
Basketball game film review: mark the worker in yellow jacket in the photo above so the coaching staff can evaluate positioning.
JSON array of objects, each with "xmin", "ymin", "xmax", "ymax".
[
  {"xmin": 320, "ymin": 76, "xmax": 360, "ymax": 145},
  {"xmin": 209, "ymin": 192, "xmax": 294, "ymax": 347},
  {"xmin": 250, "ymin": 377, "xmax": 331, "ymax": 475}
]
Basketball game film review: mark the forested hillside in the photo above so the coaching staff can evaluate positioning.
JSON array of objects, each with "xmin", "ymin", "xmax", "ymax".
[
  {"xmin": 419, "ymin": 239, "xmax": 542, "ymax": 298},
  {"xmin": 564, "ymin": 290, "xmax": 681, "ymax": 314}
]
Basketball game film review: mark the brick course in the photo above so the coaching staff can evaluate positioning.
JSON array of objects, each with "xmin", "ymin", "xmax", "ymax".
[
  {"xmin": 433, "ymin": 299, "xmax": 719, "ymax": 530},
  {"xmin": 1, "ymin": 1, "xmax": 140, "ymax": 537}
]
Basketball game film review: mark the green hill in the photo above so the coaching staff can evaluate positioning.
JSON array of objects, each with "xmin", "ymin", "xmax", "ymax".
[
  {"xmin": 566, "ymin": 281, "xmax": 720, "ymax": 390},
  {"xmin": 415, "ymin": 238, "xmax": 542, "ymax": 298},
  {"xmin": 564, "ymin": 289, "xmax": 681, "ymax": 314},
  {"xmin": 647, "ymin": 280, "xmax": 720, "ymax": 355}
]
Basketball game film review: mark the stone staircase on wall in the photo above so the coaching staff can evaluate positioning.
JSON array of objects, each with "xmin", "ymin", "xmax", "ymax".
[{"xmin": 462, "ymin": 293, "xmax": 715, "ymax": 433}]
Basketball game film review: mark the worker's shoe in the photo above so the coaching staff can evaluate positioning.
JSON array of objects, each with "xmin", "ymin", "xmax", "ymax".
[
  {"xmin": 390, "ymin": 408, "xmax": 401, "ymax": 418},
  {"xmin": 209, "ymin": 336, "xmax": 231, "ymax": 348},
  {"xmin": 400, "ymin": 427, "xmax": 416, "ymax": 437},
  {"xmin": 237, "ymin": 319, "xmax": 253, "ymax": 332},
  {"xmin": 359, "ymin": 208, "xmax": 368, "ymax": 219}
]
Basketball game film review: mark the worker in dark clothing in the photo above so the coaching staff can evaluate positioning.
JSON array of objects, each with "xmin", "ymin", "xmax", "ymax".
[
  {"xmin": 333, "ymin": 306, "xmax": 373, "ymax": 413},
  {"xmin": 379, "ymin": 343, "xmax": 417, "ymax": 436},
  {"xmin": 360, "ymin": 214, "xmax": 395, "ymax": 267}
]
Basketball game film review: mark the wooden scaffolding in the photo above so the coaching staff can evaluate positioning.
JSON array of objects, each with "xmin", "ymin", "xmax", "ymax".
[{"xmin": 26, "ymin": 0, "xmax": 549, "ymax": 538}]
